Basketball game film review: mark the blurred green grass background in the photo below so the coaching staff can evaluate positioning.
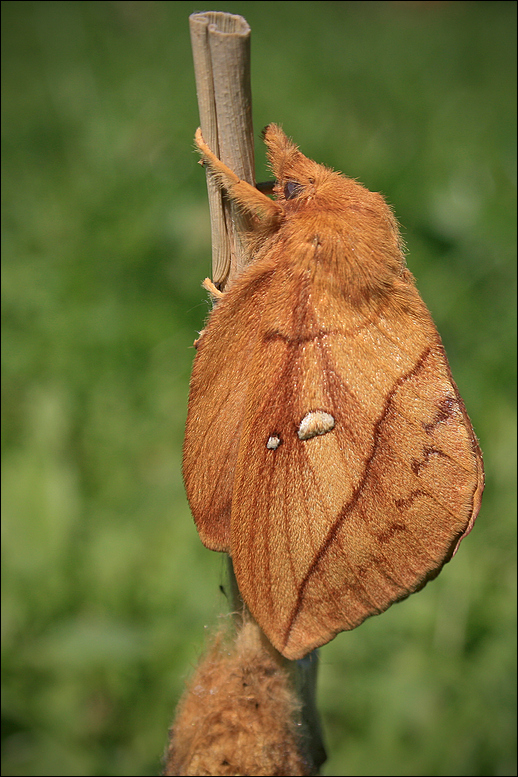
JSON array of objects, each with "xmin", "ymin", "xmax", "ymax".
[{"xmin": 2, "ymin": 2, "xmax": 516, "ymax": 775}]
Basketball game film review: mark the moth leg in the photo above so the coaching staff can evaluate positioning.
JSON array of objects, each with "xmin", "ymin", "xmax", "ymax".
[
  {"xmin": 202, "ymin": 277, "xmax": 224, "ymax": 300},
  {"xmin": 195, "ymin": 128, "xmax": 282, "ymax": 226}
]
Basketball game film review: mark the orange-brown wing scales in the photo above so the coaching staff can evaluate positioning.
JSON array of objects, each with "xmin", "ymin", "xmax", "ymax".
[
  {"xmin": 183, "ymin": 270, "xmax": 276, "ymax": 550},
  {"xmin": 228, "ymin": 294, "xmax": 481, "ymax": 659}
]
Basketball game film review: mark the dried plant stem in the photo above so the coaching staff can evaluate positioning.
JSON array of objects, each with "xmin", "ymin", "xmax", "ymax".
[{"xmin": 189, "ymin": 11, "xmax": 255, "ymax": 288}]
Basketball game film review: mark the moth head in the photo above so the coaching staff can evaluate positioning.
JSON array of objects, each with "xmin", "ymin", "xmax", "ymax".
[
  {"xmin": 262, "ymin": 124, "xmax": 335, "ymax": 205},
  {"xmin": 262, "ymin": 124, "xmax": 367, "ymax": 212},
  {"xmin": 262, "ymin": 124, "xmax": 405, "ymax": 287}
]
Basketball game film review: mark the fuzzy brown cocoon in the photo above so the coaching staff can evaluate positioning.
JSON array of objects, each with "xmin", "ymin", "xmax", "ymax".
[{"xmin": 163, "ymin": 620, "xmax": 312, "ymax": 776}]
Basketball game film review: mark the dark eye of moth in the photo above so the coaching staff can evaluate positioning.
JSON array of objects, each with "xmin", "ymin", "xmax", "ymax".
[{"xmin": 284, "ymin": 181, "xmax": 304, "ymax": 200}]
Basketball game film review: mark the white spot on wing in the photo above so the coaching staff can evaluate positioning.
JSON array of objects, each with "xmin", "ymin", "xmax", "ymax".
[
  {"xmin": 297, "ymin": 411, "xmax": 335, "ymax": 441},
  {"xmin": 267, "ymin": 435, "xmax": 281, "ymax": 450}
]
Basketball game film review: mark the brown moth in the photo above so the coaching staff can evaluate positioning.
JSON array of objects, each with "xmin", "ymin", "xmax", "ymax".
[{"xmin": 183, "ymin": 124, "xmax": 484, "ymax": 661}]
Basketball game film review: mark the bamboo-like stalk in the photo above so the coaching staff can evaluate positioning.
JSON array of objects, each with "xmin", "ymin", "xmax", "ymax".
[{"xmin": 189, "ymin": 11, "xmax": 255, "ymax": 289}]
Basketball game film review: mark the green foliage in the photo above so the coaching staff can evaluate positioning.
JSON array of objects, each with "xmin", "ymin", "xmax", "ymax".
[{"xmin": 2, "ymin": 2, "xmax": 515, "ymax": 775}]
